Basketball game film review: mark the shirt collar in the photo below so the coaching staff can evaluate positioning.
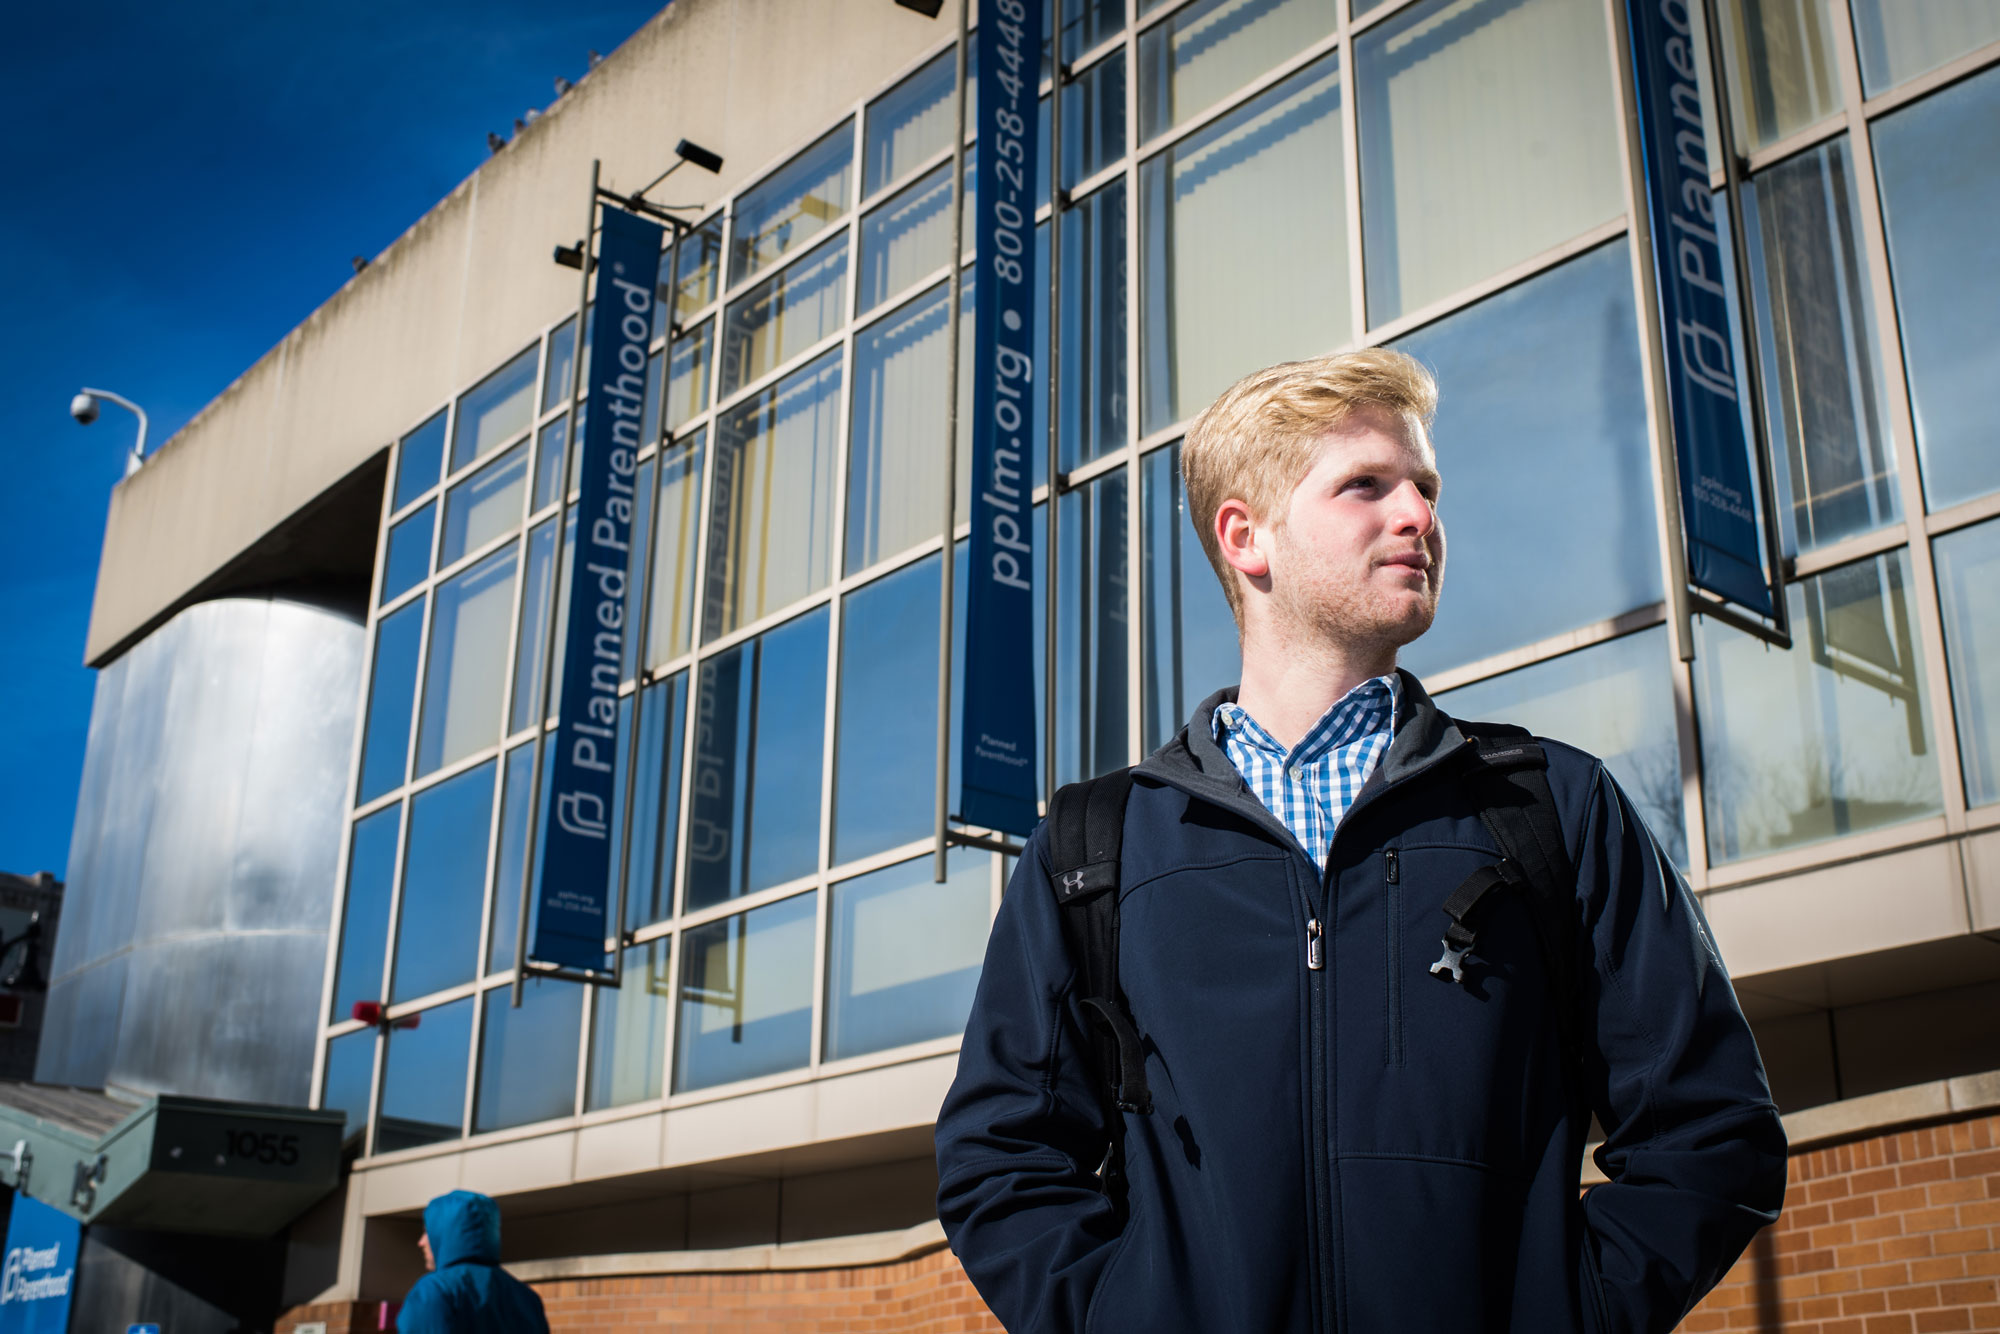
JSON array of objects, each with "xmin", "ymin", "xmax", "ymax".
[{"xmin": 1213, "ymin": 674, "xmax": 1400, "ymax": 766}]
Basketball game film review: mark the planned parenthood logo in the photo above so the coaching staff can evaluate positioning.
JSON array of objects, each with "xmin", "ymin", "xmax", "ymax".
[
  {"xmin": 0, "ymin": 1242, "xmax": 70, "ymax": 1303},
  {"xmin": 0, "ymin": 1193, "xmax": 78, "ymax": 1334}
]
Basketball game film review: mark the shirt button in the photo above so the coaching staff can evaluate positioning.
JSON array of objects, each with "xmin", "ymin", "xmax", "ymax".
[{"xmin": 1288, "ymin": 765, "xmax": 1303, "ymax": 782}]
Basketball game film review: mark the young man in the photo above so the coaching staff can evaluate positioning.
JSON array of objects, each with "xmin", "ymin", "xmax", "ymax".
[{"xmin": 934, "ymin": 350, "xmax": 1785, "ymax": 1333}]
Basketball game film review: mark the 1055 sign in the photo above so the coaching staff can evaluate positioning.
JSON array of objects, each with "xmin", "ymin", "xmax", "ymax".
[{"xmin": 227, "ymin": 1129, "xmax": 301, "ymax": 1167}]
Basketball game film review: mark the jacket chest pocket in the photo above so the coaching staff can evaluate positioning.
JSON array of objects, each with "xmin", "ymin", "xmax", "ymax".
[{"xmin": 1362, "ymin": 843, "xmax": 1565, "ymax": 1159}]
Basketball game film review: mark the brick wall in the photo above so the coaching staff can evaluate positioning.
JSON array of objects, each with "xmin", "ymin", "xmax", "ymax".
[
  {"xmin": 525, "ymin": 1247, "xmax": 1000, "ymax": 1333},
  {"xmin": 281, "ymin": 1109, "xmax": 2000, "ymax": 1333},
  {"xmin": 1683, "ymin": 1110, "xmax": 2000, "ymax": 1333}
]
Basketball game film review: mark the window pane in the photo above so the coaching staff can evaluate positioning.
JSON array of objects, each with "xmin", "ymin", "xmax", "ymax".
[
  {"xmin": 1935, "ymin": 517, "xmax": 2000, "ymax": 809},
  {"xmin": 377, "ymin": 995, "xmax": 472, "ymax": 1154},
  {"xmin": 1436, "ymin": 626, "xmax": 1686, "ymax": 867},
  {"xmin": 416, "ymin": 546, "xmax": 517, "ymax": 776},
  {"xmin": 473, "ymin": 978, "xmax": 581, "ymax": 1133},
  {"xmin": 845, "ymin": 281, "xmax": 975, "ymax": 573},
  {"xmin": 649, "ymin": 431, "xmax": 705, "ymax": 665},
  {"xmin": 642, "ymin": 348, "xmax": 666, "ymax": 456},
  {"xmin": 381, "ymin": 502, "xmax": 434, "ymax": 606},
  {"xmin": 722, "ymin": 237, "xmax": 849, "ymax": 397},
  {"xmin": 543, "ymin": 313, "xmax": 591, "ymax": 414},
  {"xmin": 686, "ymin": 608, "xmax": 829, "ymax": 910},
  {"xmin": 358, "ymin": 599, "xmax": 424, "ymax": 803},
  {"xmin": 511, "ymin": 512, "xmax": 574, "ymax": 735},
  {"xmin": 1744, "ymin": 138, "xmax": 1900, "ymax": 554},
  {"xmin": 452, "ymin": 345, "xmax": 538, "ymax": 471},
  {"xmin": 1063, "ymin": 0, "xmax": 1123, "ymax": 62},
  {"xmin": 1695, "ymin": 550, "xmax": 1942, "ymax": 864},
  {"xmin": 486, "ymin": 740, "xmax": 544, "ymax": 974},
  {"xmin": 859, "ymin": 159, "xmax": 959, "ymax": 316},
  {"xmin": 674, "ymin": 892, "xmax": 816, "ymax": 1092},
  {"xmin": 1060, "ymin": 180, "xmax": 1129, "ymax": 471},
  {"xmin": 1058, "ymin": 468, "xmax": 1129, "ymax": 786},
  {"xmin": 320, "ymin": 1030, "xmax": 375, "ymax": 1145},
  {"xmin": 1138, "ymin": 0, "xmax": 1337, "ymax": 141},
  {"xmin": 533, "ymin": 412, "xmax": 580, "ymax": 513},
  {"xmin": 395, "ymin": 410, "xmax": 448, "ymax": 511},
  {"xmin": 332, "ymin": 804, "xmax": 398, "ymax": 1024},
  {"xmin": 624, "ymin": 458, "xmax": 655, "ymax": 681},
  {"xmin": 1357, "ymin": 0, "xmax": 1623, "ymax": 324},
  {"xmin": 391, "ymin": 760, "xmax": 495, "ymax": 1001},
  {"xmin": 1717, "ymin": 0, "xmax": 1842, "ymax": 149},
  {"xmin": 1141, "ymin": 54, "xmax": 1347, "ymax": 434},
  {"xmin": 1141, "ymin": 444, "xmax": 1240, "ymax": 753},
  {"xmin": 666, "ymin": 319, "xmax": 713, "ymax": 430},
  {"xmin": 332, "ymin": 804, "xmax": 400, "ymax": 1021},
  {"xmin": 438, "ymin": 443, "xmax": 528, "ymax": 568},
  {"xmin": 835, "ymin": 556, "xmax": 942, "ymax": 863},
  {"xmin": 826, "ymin": 850, "xmax": 989, "ymax": 1061},
  {"xmin": 670, "ymin": 221, "xmax": 724, "ymax": 325},
  {"xmin": 730, "ymin": 121, "xmax": 854, "ymax": 286},
  {"xmin": 866, "ymin": 46, "xmax": 957, "ymax": 197},
  {"xmin": 1063, "ymin": 51, "xmax": 1126, "ymax": 190},
  {"xmin": 622, "ymin": 672, "xmax": 688, "ymax": 932},
  {"xmin": 1394, "ymin": 240, "xmax": 1662, "ymax": 678},
  {"xmin": 704, "ymin": 351, "xmax": 842, "ymax": 638},
  {"xmin": 1873, "ymin": 65, "xmax": 2000, "ymax": 509},
  {"xmin": 1851, "ymin": 0, "xmax": 2000, "ymax": 95},
  {"xmin": 586, "ymin": 939, "xmax": 671, "ymax": 1110}
]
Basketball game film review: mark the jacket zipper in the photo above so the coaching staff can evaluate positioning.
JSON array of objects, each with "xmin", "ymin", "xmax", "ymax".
[
  {"xmin": 1301, "ymin": 858, "xmax": 1335, "ymax": 1334},
  {"xmin": 1384, "ymin": 850, "xmax": 1401, "ymax": 1068}
]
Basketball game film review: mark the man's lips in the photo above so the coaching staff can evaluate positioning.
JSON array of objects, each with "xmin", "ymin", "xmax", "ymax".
[{"xmin": 1378, "ymin": 552, "xmax": 1431, "ymax": 577}]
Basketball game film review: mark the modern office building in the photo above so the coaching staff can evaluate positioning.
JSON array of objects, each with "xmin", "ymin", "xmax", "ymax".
[{"xmin": 51, "ymin": 0, "xmax": 2000, "ymax": 1329}]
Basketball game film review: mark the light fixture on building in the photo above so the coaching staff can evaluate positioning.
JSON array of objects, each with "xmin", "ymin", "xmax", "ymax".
[
  {"xmin": 894, "ymin": 0, "xmax": 946, "ymax": 16},
  {"xmin": 553, "ymin": 239, "xmax": 586, "ymax": 270},
  {"xmin": 70, "ymin": 387, "xmax": 149, "ymax": 476},
  {"xmin": 628, "ymin": 138, "xmax": 727, "ymax": 212}
]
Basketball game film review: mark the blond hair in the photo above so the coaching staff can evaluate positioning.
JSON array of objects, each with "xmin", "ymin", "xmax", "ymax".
[{"xmin": 1181, "ymin": 348, "xmax": 1438, "ymax": 624}]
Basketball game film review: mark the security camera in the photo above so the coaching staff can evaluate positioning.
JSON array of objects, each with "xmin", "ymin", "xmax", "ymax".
[{"xmin": 70, "ymin": 392, "xmax": 100, "ymax": 426}]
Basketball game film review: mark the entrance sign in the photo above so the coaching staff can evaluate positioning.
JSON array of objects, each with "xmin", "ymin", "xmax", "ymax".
[
  {"xmin": 0, "ymin": 1194, "xmax": 78, "ymax": 1334},
  {"xmin": 960, "ymin": 0, "xmax": 1046, "ymax": 837},
  {"xmin": 533, "ymin": 204, "xmax": 665, "ymax": 970},
  {"xmin": 1624, "ymin": 0, "xmax": 1773, "ymax": 615}
]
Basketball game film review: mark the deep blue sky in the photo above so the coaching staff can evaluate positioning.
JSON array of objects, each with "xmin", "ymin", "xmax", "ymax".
[{"xmin": 0, "ymin": 1, "xmax": 668, "ymax": 878}]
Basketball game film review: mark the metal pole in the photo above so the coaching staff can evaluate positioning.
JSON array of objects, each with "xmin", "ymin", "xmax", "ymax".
[
  {"xmin": 1044, "ymin": 41, "xmax": 1065, "ymax": 812},
  {"xmin": 1697, "ymin": 0, "xmax": 1791, "ymax": 647},
  {"xmin": 81, "ymin": 387, "xmax": 149, "ymax": 474},
  {"xmin": 934, "ymin": 1, "xmax": 971, "ymax": 884},
  {"xmin": 515, "ymin": 160, "xmax": 601, "ymax": 1007}
]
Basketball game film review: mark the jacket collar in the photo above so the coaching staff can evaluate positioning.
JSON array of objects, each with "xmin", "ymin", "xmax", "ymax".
[{"xmin": 1134, "ymin": 669, "xmax": 1471, "ymax": 843}]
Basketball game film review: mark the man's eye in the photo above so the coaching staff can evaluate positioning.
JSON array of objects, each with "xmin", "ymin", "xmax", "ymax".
[{"xmin": 1346, "ymin": 477, "xmax": 1377, "ymax": 493}]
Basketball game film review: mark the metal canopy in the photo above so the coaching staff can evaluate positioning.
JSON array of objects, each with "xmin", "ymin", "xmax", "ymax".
[{"xmin": 0, "ymin": 1080, "xmax": 344, "ymax": 1238}]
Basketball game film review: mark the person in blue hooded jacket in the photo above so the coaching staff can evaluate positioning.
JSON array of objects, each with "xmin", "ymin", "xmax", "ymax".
[
  {"xmin": 935, "ymin": 349, "xmax": 1787, "ymax": 1333},
  {"xmin": 398, "ymin": 1189, "xmax": 549, "ymax": 1334}
]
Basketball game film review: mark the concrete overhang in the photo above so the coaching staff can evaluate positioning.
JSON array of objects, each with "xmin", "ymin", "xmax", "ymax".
[{"xmin": 0, "ymin": 1081, "xmax": 345, "ymax": 1237}]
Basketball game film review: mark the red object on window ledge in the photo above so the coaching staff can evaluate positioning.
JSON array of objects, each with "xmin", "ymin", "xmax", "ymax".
[{"xmin": 351, "ymin": 1000, "xmax": 383, "ymax": 1026}]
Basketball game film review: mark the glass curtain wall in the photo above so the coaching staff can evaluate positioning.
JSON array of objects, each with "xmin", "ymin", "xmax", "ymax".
[{"xmin": 321, "ymin": 0, "xmax": 2000, "ymax": 1154}]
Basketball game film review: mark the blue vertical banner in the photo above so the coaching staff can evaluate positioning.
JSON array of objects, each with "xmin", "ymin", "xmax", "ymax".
[
  {"xmin": 0, "ymin": 1194, "xmax": 79, "ymax": 1334},
  {"xmin": 532, "ymin": 204, "xmax": 665, "ymax": 970},
  {"xmin": 1625, "ymin": 0, "xmax": 1773, "ymax": 615},
  {"xmin": 961, "ymin": 0, "xmax": 1045, "ymax": 837}
]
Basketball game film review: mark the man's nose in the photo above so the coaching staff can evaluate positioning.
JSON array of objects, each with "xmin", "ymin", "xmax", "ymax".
[{"xmin": 1389, "ymin": 480, "xmax": 1435, "ymax": 536}]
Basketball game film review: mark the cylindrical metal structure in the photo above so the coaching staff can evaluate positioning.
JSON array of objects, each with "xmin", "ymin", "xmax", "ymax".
[{"xmin": 39, "ymin": 595, "xmax": 364, "ymax": 1106}]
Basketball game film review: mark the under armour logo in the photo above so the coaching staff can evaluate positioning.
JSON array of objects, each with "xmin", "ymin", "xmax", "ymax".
[{"xmin": 1060, "ymin": 870, "xmax": 1087, "ymax": 893}]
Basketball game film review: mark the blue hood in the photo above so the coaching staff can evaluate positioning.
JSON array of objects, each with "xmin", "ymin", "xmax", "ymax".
[{"xmin": 423, "ymin": 1190, "xmax": 501, "ymax": 1268}]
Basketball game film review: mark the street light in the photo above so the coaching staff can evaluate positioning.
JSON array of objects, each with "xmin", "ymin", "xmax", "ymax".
[{"xmin": 71, "ymin": 387, "xmax": 150, "ymax": 476}]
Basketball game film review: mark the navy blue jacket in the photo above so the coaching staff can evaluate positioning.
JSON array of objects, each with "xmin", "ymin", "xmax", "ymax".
[
  {"xmin": 399, "ymin": 1190, "xmax": 549, "ymax": 1334},
  {"xmin": 936, "ymin": 677, "xmax": 1785, "ymax": 1333}
]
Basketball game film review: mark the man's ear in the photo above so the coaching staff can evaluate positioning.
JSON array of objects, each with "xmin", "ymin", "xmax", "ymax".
[{"xmin": 1215, "ymin": 498, "xmax": 1269, "ymax": 581}]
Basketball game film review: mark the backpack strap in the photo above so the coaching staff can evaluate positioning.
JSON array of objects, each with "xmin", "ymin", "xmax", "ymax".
[
  {"xmin": 1450, "ymin": 725, "xmax": 1585, "ymax": 1082},
  {"xmin": 1045, "ymin": 768, "xmax": 1150, "ymax": 1193}
]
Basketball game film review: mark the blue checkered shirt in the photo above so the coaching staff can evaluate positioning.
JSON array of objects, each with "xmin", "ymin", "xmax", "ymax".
[{"xmin": 1213, "ymin": 675, "xmax": 1401, "ymax": 872}]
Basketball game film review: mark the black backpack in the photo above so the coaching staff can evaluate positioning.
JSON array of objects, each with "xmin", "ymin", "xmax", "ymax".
[{"xmin": 1045, "ymin": 723, "xmax": 1581, "ymax": 1192}]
